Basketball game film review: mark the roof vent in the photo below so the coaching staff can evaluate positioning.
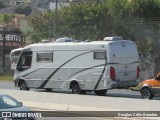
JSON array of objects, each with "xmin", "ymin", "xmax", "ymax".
[
  {"xmin": 41, "ymin": 39, "xmax": 50, "ymax": 43},
  {"xmin": 104, "ymin": 36, "xmax": 123, "ymax": 41},
  {"xmin": 84, "ymin": 39, "xmax": 91, "ymax": 42},
  {"xmin": 55, "ymin": 37, "xmax": 72, "ymax": 43},
  {"xmin": 74, "ymin": 40, "xmax": 81, "ymax": 43}
]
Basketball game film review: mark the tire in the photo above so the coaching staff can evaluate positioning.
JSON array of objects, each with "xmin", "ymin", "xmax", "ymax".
[
  {"xmin": 94, "ymin": 90, "xmax": 107, "ymax": 96},
  {"xmin": 72, "ymin": 83, "xmax": 83, "ymax": 94},
  {"xmin": 45, "ymin": 88, "xmax": 52, "ymax": 92},
  {"xmin": 19, "ymin": 81, "xmax": 30, "ymax": 91},
  {"xmin": 141, "ymin": 88, "xmax": 153, "ymax": 99}
]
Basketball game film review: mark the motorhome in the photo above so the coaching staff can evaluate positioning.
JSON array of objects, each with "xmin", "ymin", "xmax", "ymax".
[
  {"xmin": 10, "ymin": 48, "xmax": 24, "ymax": 70},
  {"xmin": 13, "ymin": 36, "xmax": 140, "ymax": 95}
]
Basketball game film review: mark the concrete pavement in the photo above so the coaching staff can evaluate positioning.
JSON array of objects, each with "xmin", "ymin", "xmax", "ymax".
[
  {"xmin": 1, "ymin": 88, "xmax": 160, "ymax": 119},
  {"xmin": 23, "ymin": 100, "xmax": 121, "ymax": 111}
]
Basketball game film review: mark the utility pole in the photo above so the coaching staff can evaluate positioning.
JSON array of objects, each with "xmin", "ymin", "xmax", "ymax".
[
  {"xmin": 2, "ymin": 26, "xmax": 6, "ymax": 75},
  {"xmin": 54, "ymin": 0, "xmax": 58, "ymax": 40},
  {"xmin": 55, "ymin": 0, "xmax": 58, "ymax": 14}
]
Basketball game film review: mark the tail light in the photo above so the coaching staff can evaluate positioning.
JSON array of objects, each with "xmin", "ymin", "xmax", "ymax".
[
  {"xmin": 137, "ymin": 66, "xmax": 140, "ymax": 79},
  {"xmin": 110, "ymin": 66, "xmax": 116, "ymax": 80}
]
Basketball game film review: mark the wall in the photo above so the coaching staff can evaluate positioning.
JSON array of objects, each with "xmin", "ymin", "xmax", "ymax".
[
  {"xmin": 49, "ymin": 1, "xmax": 69, "ymax": 11},
  {"xmin": 0, "ymin": 53, "xmax": 13, "ymax": 75}
]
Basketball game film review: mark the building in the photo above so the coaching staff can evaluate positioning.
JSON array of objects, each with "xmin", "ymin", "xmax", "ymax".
[
  {"xmin": 69, "ymin": 0, "xmax": 103, "ymax": 3},
  {"xmin": 2, "ymin": 0, "xmax": 32, "ymax": 7},
  {"xmin": 14, "ymin": 14, "xmax": 26, "ymax": 29},
  {"xmin": 49, "ymin": 0, "xmax": 69, "ymax": 11},
  {"xmin": 49, "ymin": 0, "xmax": 103, "ymax": 11},
  {"xmin": 0, "ymin": 15, "xmax": 23, "ymax": 74}
]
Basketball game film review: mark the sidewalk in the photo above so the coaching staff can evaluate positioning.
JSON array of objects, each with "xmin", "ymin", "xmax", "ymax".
[{"xmin": 22, "ymin": 100, "xmax": 160, "ymax": 120}]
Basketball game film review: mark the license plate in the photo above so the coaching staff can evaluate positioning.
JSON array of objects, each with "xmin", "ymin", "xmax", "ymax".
[{"xmin": 123, "ymin": 72, "xmax": 129, "ymax": 76}]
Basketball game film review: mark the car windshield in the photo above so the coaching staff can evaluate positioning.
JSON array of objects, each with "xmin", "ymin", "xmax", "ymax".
[{"xmin": 0, "ymin": 95, "xmax": 22, "ymax": 109}]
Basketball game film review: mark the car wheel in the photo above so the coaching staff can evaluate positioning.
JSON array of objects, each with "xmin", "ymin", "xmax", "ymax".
[
  {"xmin": 141, "ymin": 88, "xmax": 153, "ymax": 99},
  {"xmin": 94, "ymin": 90, "xmax": 107, "ymax": 96},
  {"xmin": 72, "ymin": 83, "xmax": 83, "ymax": 94},
  {"xmin": 20, "ymin": 81, "xmax": 29, "ymax": 91}
]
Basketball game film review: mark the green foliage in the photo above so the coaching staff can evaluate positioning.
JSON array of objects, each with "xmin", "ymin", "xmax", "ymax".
[
  {"xmin": 0, "ymin": 75, "xmax": 13, "ymax": 81},
  {"xmin": 27, "ymin": 0, "xmax": 160, "ymax": 53},
  {"xmin": 104, "ymin": 0, "xmax": 129, "ymax": 18},
  {"xmin": 14, "ymin": 5, "xmax": 32, "ymax": 16},
  {"xmin": 126, "ymin": 0, "xmax": 160, "ymax": 18},
  {"xmin": 3, "ymin": 14, "xmax": 14, "ymax": 23},
  {"xmin": 3, "ymin": 14, "xmax": 9, "ymax": 23}
]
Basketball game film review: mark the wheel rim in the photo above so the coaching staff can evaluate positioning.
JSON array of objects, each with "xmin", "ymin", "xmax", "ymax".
[
  {"xmin": 73, "ymin": 85, "xmax": 80, "ymax": 94},
  {"xmin": 20, "ymin": 83, "xmax": 26, "ymax": 90},
  {"xmin": 142, "ymin": 89, "xmax": 150, "ymax": 99}
]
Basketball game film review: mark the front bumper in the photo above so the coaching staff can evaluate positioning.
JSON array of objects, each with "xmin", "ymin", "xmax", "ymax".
[{"xmin": 14, "ymin": 79, "xmax": 18, "ymax": 87}]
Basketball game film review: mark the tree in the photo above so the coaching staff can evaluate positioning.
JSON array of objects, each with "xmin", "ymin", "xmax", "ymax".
[
  {"xmin": 3, "ymin": 14, "xmax": 14, "ymax": 24},
  {"xmin": 126, "ymin": 0, "xmax": 160, "ymax": 18},
  {"xmin": 27, "ymin": 0, "xmax": 160, "ymax": 53}
]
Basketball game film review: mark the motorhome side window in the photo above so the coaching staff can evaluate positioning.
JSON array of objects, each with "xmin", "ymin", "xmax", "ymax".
[
  {"xmin": 17, "ymin": 51, "xmax": 32, "ymax": 71},
  {"xmin": 37, "ymin": 51, "xmax": 53, "ymax": 62},
  {"xmin": 94, "ymin": 51, "xmax": 106, "ymax": 60}
]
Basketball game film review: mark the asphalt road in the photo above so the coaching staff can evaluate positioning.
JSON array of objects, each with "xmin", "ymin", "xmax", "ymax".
[
  {"xmin": 1, "ymin": 81, "xmax": 160, "ymax": 100},
  {"xmin": 0, "ymin": 81, "xmax": 142, "ymax": 99},
  {"xmin": 1, "ymin": 81, "xmax": 160, "ymax": 120}
]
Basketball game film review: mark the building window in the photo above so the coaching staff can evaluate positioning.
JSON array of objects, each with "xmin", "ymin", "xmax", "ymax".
[
  {"xmin": 37, "ymin": 51, "xmax": 53, "ymax": 62},
  {"xmin": 94, "ymin": 51, "xmax": 106, "ymax": 60}
]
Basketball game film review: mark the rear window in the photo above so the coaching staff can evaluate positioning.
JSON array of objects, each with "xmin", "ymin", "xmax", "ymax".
[{"xmin": 109, "ymin": 42, "xmax": 138, "ymax": 58}]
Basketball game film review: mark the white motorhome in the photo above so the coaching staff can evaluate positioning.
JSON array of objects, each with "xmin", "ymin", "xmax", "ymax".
[
  {"xmin": 10, "ymin": 48, "xmax": 24, "ymax": 70},
  {"xmin": 13, "ymin": 36, "xmax": 140, "ymax": 95}
]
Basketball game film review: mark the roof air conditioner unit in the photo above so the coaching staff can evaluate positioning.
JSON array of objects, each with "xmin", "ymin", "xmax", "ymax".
[
  {"xmin": 104, "ymin": 36, "xmax": 123, "ymax": 41},
  {"xmin": 55, "ymin": 37, "xmax": 72, "ymax": 43}
]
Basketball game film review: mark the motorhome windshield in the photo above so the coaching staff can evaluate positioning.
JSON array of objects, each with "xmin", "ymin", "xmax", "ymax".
[
  {"xmin": 10, "ymin": 50, "xmax": 22, "ymax": 70},
  {"xmin": 10, "ymin": 51, "xmax": 21, "ymax": 62},
  {"xmin": 16, "ymin": 51, "xmax": 32, "ymax": 71}
]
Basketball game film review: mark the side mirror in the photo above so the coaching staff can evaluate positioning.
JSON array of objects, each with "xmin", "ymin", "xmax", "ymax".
[
  {"xmin": 155, "ymin": 73, "xmax": 160, "ymax": 80},
  {"xmin": 19, "ymin": 102, "xmax": 23, "ymax": 106},
  {"xmin": 155, "ymin": 76, "xmax": 158, "ymax": 80},
  {"xmin": 155, "ymin": 75, "xmax": 160, "ymax": 80}
]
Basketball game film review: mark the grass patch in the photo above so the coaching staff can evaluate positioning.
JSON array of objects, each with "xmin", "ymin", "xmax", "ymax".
[
  {"xmin": 130, "ymin": 83, "xmax": 142, "ymax": 91},
  {"xmin": 0, "ymin": 75, "xmax": 13, "ymax": 81}
]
